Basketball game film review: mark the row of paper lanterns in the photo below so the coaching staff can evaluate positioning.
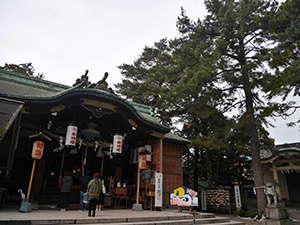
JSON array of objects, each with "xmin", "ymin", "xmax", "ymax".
[{"xmin": 32, "ymin": 125, "xmax": 151, "ymax": 160}]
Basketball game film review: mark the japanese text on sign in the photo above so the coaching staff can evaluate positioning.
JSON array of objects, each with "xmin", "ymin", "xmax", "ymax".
[
  {"xmin": 155, "ymin": 173, "xmax": 163, "ymax": 207},
  {"xmin": 113, "ymin": 135, "xmax": 122, "ymax": 153},
  {"xmin": 138, "ymin": 155, "xmax": 146, "ymax": 169},
  {"xmin": 234, "ymin": 185, "xmax": 242, "ymax": 209},
  {"xmin": 32, "ymin": 140, "xmax": 44, "ymax": 159},
  {"xmin": 65, "ymin": 125, "xmax": 77, "ymax": 146}
]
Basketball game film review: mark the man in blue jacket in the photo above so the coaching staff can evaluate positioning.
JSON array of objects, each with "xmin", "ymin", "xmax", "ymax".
[{"xmin": 78, "ymin": 169, "xmax": 92, "ymax": 211}]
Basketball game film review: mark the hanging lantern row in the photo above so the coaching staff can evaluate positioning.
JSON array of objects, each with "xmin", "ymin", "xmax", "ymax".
[{"xmin": 52, "ymin": 124, "xmax": 127, "ymax": 158}]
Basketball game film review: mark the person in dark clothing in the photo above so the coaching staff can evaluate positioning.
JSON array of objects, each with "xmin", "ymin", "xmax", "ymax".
[
  {"xmin": 87, "ymin": 172, "xmax": 102, "ymax": 217},
  {"xmin": 58, "ymin": 171, "xmax": 73, "ymax": 211},
  {"xmin": 78, "ymin": 169, "xmax": 92, "ymax": 211}
]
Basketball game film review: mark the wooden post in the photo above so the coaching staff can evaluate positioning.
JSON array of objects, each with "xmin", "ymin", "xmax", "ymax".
[
  {"xmin": 26, "ymin": 159, "xmax": 37, "ymax": 199},
  {"xmin": 136, "ymin": 167, "xmax": 141, "ymax": 204},
  {"xmin": 100, "ymin": 155, "xmax": 104, "ymax": 176},
  {"xmin": 82, "ymin": 149, "xmax": 84, "ymax": 176},
  {"xmin": 58, "ymin": 149, "xmax": 65, "ymax": 186}
]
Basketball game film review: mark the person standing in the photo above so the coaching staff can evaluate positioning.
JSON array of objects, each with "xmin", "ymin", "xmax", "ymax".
[
  {"xmin": 87, "ymin": 172, "xmax": 102, "ymax": 217},
  {"xmin": 78, "ymin": 169, "xmax": 92, "ymax": 211},
  {"xmin": 58, "ymin": 171, "xmax": 73, "ymax": 211},
  {"xmin": 97, "ymin": 179, "xmax": 106, "ymax": 211}
]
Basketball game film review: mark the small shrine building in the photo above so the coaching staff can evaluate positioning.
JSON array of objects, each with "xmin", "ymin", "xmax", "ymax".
[{"xmin": 261, "ymin": 143, "xmax": 300, "ymax": 207}]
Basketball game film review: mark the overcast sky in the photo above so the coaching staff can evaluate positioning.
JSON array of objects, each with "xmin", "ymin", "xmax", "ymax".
[{"xmin": 0, "ymin": 0, "xmax": 299, "ymax": 145}]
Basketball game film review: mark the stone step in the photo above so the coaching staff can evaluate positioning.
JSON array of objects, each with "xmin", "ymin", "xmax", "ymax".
[
  {"xmin": 0, "ymin": 209, "xmax": 245, "ymax": 225},
  {"xmin": 54, "ymin": 216, "xmax": 243, "ymax": 225}
]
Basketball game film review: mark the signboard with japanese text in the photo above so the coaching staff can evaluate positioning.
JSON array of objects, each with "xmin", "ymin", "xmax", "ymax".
[
  {"xmin": 65, "ymin": 125, "xmax": 77, "ymax": 146},
  {"xmin": 112, "ymin": 134, "xmax": 122, "ymax": 153},
  {"xmin": 156, "ymin": 161, "xmax": 160, "ymax": 172},
  {"xmin": 234, "ymin": 185, "xmax": 242, "ymax": 209},
  {"xmin": 155, "ymin": 172, "xmax": 163, "ymax": 207},
  {"xmin": 32, "ymin": 140, "xmax": 44, "ymax": 159},
  {"xmin": 201, "ymin": 190, "xmax": 207, "ymax": 211},
  {"xmin": 138, "ymin": 155, "xmax": 146, "ymax": 169}
]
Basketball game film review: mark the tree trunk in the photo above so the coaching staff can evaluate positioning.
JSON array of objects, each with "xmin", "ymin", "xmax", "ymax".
[
  {"xmin": 193, "ymin": 149, "xmax": 199, "ymax": 192},
  {"xmin": 244, "ymin": 88, "xmax": 267, "ymax": 215},
  {"xmin": 206, "ymin": 150, "xmax": 213, "ymax": 187}
]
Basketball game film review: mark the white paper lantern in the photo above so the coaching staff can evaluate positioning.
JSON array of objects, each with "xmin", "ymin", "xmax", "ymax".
[
  {"xmin": 65, "ymin": 125, "xmax": 78, "ymax": 146},
  {"xmin": 112, "ymin": 134, "xmax": 122, "ymax": 153}
]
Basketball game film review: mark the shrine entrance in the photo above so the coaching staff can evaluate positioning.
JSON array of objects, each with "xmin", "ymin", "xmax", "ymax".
[{"xmin": 286, "ymin": 172, "xmax": 300, "ymax": 207}]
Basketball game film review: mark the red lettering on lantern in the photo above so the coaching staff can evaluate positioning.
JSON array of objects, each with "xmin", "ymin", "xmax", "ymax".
[{"xmin": 35, "ymin": 149, "xmax": 41, "ymax": 156}]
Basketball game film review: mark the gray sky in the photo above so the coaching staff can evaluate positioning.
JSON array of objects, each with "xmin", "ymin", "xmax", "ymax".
[
  {"xmin": 0, "ymin": 0, "xmax": 299, "ymax": 145},
  {"xmin": 0, "ymin": 0, "xmax": 205, "ymax": 86}
]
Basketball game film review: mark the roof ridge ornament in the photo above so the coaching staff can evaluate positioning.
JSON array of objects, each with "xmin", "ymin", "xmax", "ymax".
[
  {"xmin": 95, "ymin": 72, "xmax": 109, "ymax": 89},
  {"xmin": 73, "ymin": 70, "xmax": 115, "ymax": 93},
  {"xmin": 73, "ymin": 70, "xmax": 90, "ymax": 88}
]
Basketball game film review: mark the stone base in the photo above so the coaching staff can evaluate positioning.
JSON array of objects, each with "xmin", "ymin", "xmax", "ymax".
[
  {"xmin": 265, "ymin": 219, "xmax": 293, "ymax": 225},
  {"xmin": 20, "ymin": 199, "xmax": 31, "ymax": 212},
  {"xmin": 132, "ymin": 204, "xmax": 143, "ymax": 211},
  {"xmin": 266, "ymin": 206, "xmax": 289, "ymax": 220},
  {"xmin": 265, "ymin": 206, "xmax": 293, "ymax": 225}
]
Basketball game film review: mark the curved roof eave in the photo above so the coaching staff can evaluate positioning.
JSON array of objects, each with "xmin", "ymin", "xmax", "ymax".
[
  {"xmin": 4, "ymin": 88, "xmax": 170, "ymax": 133},
  {"xmin": 0, "ymin": 69, "xmax": 170, "ymax": 133},
  {"xmin": 261, "ymin": 147, "xmax": 300, "ymax": 163}
]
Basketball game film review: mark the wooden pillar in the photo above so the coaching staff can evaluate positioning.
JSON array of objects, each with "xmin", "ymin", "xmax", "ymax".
[
  {"xmin": 136, "ymin": 167, "xmax": 141, "ymax": 204},
  {"xmin": 115, "ymin": 167, "xmax": 122, "ymax": 182},
  {"xmin": 5, "ymin": 112, "xmax": 22, "ymax": 178},
  {"xmin": 272, "ymin": 164, "xmax": 281, "ymax": 196},
  {"xmin": 159, "ymin": 138, "xmax": 163, "ymax": 173}
]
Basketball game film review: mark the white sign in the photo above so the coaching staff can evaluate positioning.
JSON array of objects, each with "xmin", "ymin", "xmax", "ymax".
[
  {"xmin": 201, "ymin": 190, "xmax": 207, "ymax": 211},
  {"xmin": 65, "ymin": 125, "xmax": 77, "ymax": 146},
  {"xmin": 112, "ymin": 135, "xmax": 122, "ymax": 153},
  {"xmin": 234, "ymin": 185, "xmax": 242, "ymax": 209},
  {"xmin": 155, "ymin": 173, "xmax": 163, "ymax": 207}
]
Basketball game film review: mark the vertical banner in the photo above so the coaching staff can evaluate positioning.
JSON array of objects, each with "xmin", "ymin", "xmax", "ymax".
[
  {"xmin": 112, "ymin": 134, "xmax": 122, "ymax": 153},
  {"xmin": 234, "ymin": 185, "xmax": 242, "ymax": 210},
  {"xmin": 155, "ymin": 172, "xmax": 163, "ymax": 207},
  {"xmin": 65, "ymin": 125, "xmax": 77, "ymax": 146},
  {"xmin": 201, "ymin": 190, "xmax": 207, "ymax": 211}
]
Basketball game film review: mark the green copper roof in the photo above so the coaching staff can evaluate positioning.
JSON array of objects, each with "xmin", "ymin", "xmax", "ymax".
[
  {"xmin": 246, "ymin": 143, "xmax": 300, "ymax": 161},
  {"xmin": 164, "ymin": 132, "xmax": 190, "ymax": 144},
  {"xmin": 0, "ymin": 69, "xmax": 69, "ymax": 97}
]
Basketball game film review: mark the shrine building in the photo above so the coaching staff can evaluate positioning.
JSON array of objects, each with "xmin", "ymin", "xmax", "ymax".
[{"xmin": 0, "ymin": 69, "xmax": 189, "ymax": 209}]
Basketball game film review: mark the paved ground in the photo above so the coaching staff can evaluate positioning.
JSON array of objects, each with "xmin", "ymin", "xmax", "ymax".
[
  {"xmin": 0, "ymin": 206, "xmax": 299, "ymax": 225},
  {"xmin": 218, "ymin": 208, "xmax": 300, "ymax": 225},
  {"xmin": 0, "ymin": 208, "xmax": 196, "ymax": 220}
]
